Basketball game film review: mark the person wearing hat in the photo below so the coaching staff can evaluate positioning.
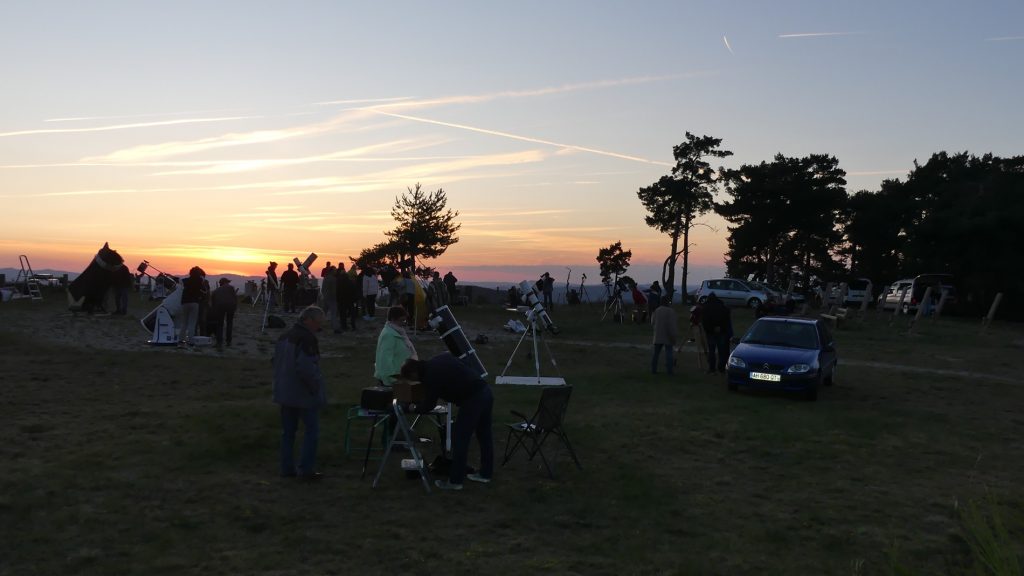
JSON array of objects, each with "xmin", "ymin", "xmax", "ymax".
[{"xmin": 210, "ymin": 277, "xmax": 239, "ymax": 347}]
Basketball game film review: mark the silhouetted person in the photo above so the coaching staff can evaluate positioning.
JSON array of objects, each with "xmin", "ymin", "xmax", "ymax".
[
  {"xmin": 651, "ymin": 296, "xmax": 678, "ymax": 375},
  {"xmin": 272, "ymin": 306, "xmax": 328, "ymax": 480},
  {"xmin": 443, "ymin": 271, "xmax": 458, "ymax": 303},
  {"xmin": 210, "ymin": 278, "xmax": 238, "ymax": 347},
  {"xmin": 401, "ymin": 353, "xmax": 493, "ymax": 490},
  {"xmin": 335, "ymin": 263, "xmax": 357, "ymax": 331},
  {"xmin": 281, "ymin": 263, "xmax": 300, "ymax": 313},
  {"xmin": 112, "ymin": 263, "xmax": 133, "ymax": 315},
  {"xmin": 701, "ymin": 293, "xmax": 732, "ymax": 373},
  {"xmin": 266, "ymin": 262, "xmax": 280, "ymax": 311}
]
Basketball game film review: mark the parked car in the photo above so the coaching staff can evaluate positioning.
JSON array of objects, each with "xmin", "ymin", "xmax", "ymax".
[
  {"xmin": 725, "ymin": 316, "xmax": 837, "ymax": 401},
  {"xmin": 877, "ymin": 274, "xmax": 957, "ymax": 314},
  {"xmin": 832, "ymin": 277, "xmax": 872, "ymax": 306},
  {"xmin": 746, "ymin": 280, "xmax": 783, "ymax": 302},
  {"xmin": 877, "ymin": 279, "xmax": 914, "ymax": 312},
  {"xmin": 695, "ymin": 278, "xmax": 770, "ymax": 308}
]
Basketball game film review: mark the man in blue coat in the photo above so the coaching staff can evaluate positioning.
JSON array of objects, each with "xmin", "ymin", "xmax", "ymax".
[{"xmin": 272, "ymin": 306, "xmax": 328, "ymax": 479}]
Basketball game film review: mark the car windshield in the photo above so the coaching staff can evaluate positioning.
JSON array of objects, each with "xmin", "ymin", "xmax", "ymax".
[{"xmin": 742, "ymin": 321, "xmax": 819, "ymax": 349}]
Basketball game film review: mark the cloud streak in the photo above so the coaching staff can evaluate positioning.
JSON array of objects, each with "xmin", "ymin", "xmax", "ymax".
[
  {"xmin": 778, "ymin": 32, "xmax": 864, "ymax": 38},
  {"xmin": 369, "ymin": 110, "xmax": 672, "ymax": 167},
  {"xmin": 723, "ymin": 36, "xmax": 734, "ymax": 54},
  {"xmin": 365, "ymin": 74, "xmax": 692, "ymax": 113},
  {"xmin": 0, "ymin": 116, "xmax": 257, "ymax": 138}
]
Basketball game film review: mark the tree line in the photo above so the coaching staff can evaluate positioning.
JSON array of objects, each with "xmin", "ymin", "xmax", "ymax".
[{"xmin": 633, "ymin": 133, "xmax": 1023, "ymax": 320}]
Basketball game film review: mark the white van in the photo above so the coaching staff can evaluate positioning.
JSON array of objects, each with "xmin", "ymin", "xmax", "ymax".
[{"xmin": 877, "ymin": 275, "xmax": 957, "ymax": 314}]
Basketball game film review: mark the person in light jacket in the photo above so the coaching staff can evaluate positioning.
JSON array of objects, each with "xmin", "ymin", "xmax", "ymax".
[{"xmin": 373, "ymin": 306, "xmax": 418, "ymax": 386}]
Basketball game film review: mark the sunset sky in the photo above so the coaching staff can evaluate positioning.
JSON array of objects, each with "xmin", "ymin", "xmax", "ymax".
[{"xmin": 1, "ymin": 1, "xmax": 1021, "ymax": 285}]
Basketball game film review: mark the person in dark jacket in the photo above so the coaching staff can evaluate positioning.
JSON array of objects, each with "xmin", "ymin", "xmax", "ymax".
[
  {"xmin": 266, "ymin": 261, "xmax": 280, "ymax": 311},
  {"xmin": 179, "ymin": 267, "xmax": 205, "ymax": 343},
  {"xmin": 400, "ymin": 353, "xmax": 493, "ymax": 490},
  {"xmin": 700, "ymin": 292, "xmax": 733, "ymax": 373},
  {"xmin": 112, "ymin": 263, "xmax": 134, "ymax": 315},
  {"xmin": 280, "ymin": 263, "xmax": 300, "ymax": 313},
  {"xmin": 334, "ymin": 263, "xmax": 357, "ymax": 331},
  {"xmin": 646, "ymin": 281, "xmax": 662, "ymax": 322},
  {"xmin": 272, "ymin": 306, "xmax": 328, "ymax": 479},
  {"xmin": 210, "ymin": 278, "xmax": 238, "ymax": 346}
]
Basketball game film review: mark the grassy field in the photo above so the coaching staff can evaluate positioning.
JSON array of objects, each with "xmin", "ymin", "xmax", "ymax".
[{"xmin": 1, "ymin": 298, "xmax": 1022, "ymax": 575}]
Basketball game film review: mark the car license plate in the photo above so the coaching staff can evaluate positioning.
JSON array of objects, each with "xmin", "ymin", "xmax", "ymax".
[{"xmin": 749, "ymin": 371, "xmax": 781, "ymax": 382}]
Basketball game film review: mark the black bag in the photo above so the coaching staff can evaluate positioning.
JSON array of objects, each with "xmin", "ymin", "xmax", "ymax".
[{"xmin": 360, "ymin": 386, "xmax": 393, "ymax": 411}]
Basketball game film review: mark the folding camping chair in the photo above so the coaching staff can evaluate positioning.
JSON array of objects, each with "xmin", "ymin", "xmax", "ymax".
[{"xmin": 502, "ymin": 385, "xmax": 582, "ymax": 478}]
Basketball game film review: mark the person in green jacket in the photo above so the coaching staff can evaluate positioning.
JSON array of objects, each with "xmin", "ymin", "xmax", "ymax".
[{"xmin": 374, "ymin": 306, "xmax": 418, "ymax": 385}]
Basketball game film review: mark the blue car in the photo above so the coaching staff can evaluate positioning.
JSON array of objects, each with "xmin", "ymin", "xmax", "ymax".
[{"xmin": 726, "ymin": 317, "xmax": 837, "ymax": 401}]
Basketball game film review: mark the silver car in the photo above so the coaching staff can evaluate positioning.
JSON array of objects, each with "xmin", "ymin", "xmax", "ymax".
[{"xmin": 696, "ymin": 278, "xmax": 770, "ymax": 308}]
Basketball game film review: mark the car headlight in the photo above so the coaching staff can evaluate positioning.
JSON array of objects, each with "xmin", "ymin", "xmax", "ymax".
[
  {"xmin": 786, "ymin": 364, "xmax": 811, "ymax": 374},
  {"xmin": 727, "ymin": 356, "xmax": 746, "ymax": 368}
]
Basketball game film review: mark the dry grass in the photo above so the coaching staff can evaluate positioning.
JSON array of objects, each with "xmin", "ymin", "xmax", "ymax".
[{"xmin": 1, "ymin": 295, "xmax": 1022, "ymax": 575}]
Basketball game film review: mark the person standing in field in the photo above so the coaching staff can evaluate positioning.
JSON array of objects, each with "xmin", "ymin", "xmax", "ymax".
[
  {"xmin": 651, "ymin": 296, "xmax": 678, "ymax": 375},
  {"xmin": 112, "ymin": 263, "xmax": 134, "ymax": 315},
  {"xmin": 646, "ymin": 281, "xmax": 662, "ymax": 322},
  {"xmin": 272, "ymin": 306, "xmax": 328, "ymax": 480},
  {"xmin": 320, "ymin": 263, "xmax": 338, "ymax": 331},
  {"xmin": 361, "ymin": 266, "xmax": 379, "ymax": 320},
  {"xmin": 210, "ymin": 278, "xmax": 238, "ymax": 347},
  {"xmin": 280, "ymin": 263, "xmax": 300, "ymax": 313},
  {"xmin": 179, "ymin": 266, "xmax": 205, "ymax": 344},
  {"xmin": 541, "ymin": 272, "xmax": 555, "ymax": 309},
  {"xmin": 265, "ymin": 261, "xmax": 280, "ymax": 311},
  {"xmin": 334, "ymin": 263, "xmax": 357, "ymax": 331},
  {"xmin": 701, "ymin": 293, "xmax": 733, "ymax": 374},
  {"xmin": 443, "ymin": 271, "xmax": 458, "ymax": 303}
]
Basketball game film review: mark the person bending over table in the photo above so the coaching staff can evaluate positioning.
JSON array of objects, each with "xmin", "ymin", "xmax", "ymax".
[{"xmin": 400, "ymin": 353, "xmax": 493, "ymax": 490}]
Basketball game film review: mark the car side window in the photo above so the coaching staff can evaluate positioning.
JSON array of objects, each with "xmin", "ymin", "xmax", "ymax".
[
  {"xmin": 709, "ymin": 280, "xmax": 724, "ymax": 290},
  {"xmin": 729, "ymin": 280, "xmax": 747, "ymax": 292}
]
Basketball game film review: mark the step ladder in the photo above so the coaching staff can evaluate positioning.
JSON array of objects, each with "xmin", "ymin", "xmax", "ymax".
[
  {"xmin": 372, "ymin": 400, "xmax": 433, "ymax": 493},
  {"xmin": 15, "ymin": 255, "xmax": 43, "ymax": 301}
]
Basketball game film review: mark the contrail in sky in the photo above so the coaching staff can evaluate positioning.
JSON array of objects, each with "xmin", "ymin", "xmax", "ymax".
[
  {"xmin": 778, "ymin": 32, "xmax": 863, "ymax": 38},
  {"xmin": 370, "ymin": 74, "xmax": 698, "ymax": 112},
  {"xmin": 0, "ymin": 116, "xmax": 257, "ymax": 138},
  {"xmin": 368, "ymin": 110, "xmax": 672, "ymax": 167},
  {"xmin": 312, "ymin": 96, "xmax": 415, "ymax": 106},
  {"xmin": 985, "ymin": 36, "xmax": 1024, "ymax": 41},
  {"xmin": 723, "ymin": 36, "xmax": 734, "ymax": 54}
]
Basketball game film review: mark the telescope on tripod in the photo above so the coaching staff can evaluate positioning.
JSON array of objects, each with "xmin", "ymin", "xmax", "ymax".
[
  {"xmin": 496, "ymin": 280, "xmax": 565, "ymax": 386},
  {"xmin": 136, "ymin": 260, "xmax": 177, "ymax": 291}
]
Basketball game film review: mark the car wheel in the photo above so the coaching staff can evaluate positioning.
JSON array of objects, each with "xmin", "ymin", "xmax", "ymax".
[
  {"xmin": 747, "ymin": 297, "xmax": 762, "ymax": 308},
  {"xmin": 901, "ymin": 302, "xmax": 910, "ymax": 315},
  {"xmin": 698, "ymin": 296, "xmax": 708, "ymax": 305}
]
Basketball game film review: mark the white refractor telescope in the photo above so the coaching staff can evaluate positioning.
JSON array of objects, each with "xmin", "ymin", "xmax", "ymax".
[{"xmin": 518, "ymin": 280, "xmax": 559, "ymax": 334}]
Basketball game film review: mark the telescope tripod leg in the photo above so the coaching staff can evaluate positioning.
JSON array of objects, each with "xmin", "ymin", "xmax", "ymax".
[{"xmin": 499, "ymin": 326, "xmax": 533, "ymax": 377}]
